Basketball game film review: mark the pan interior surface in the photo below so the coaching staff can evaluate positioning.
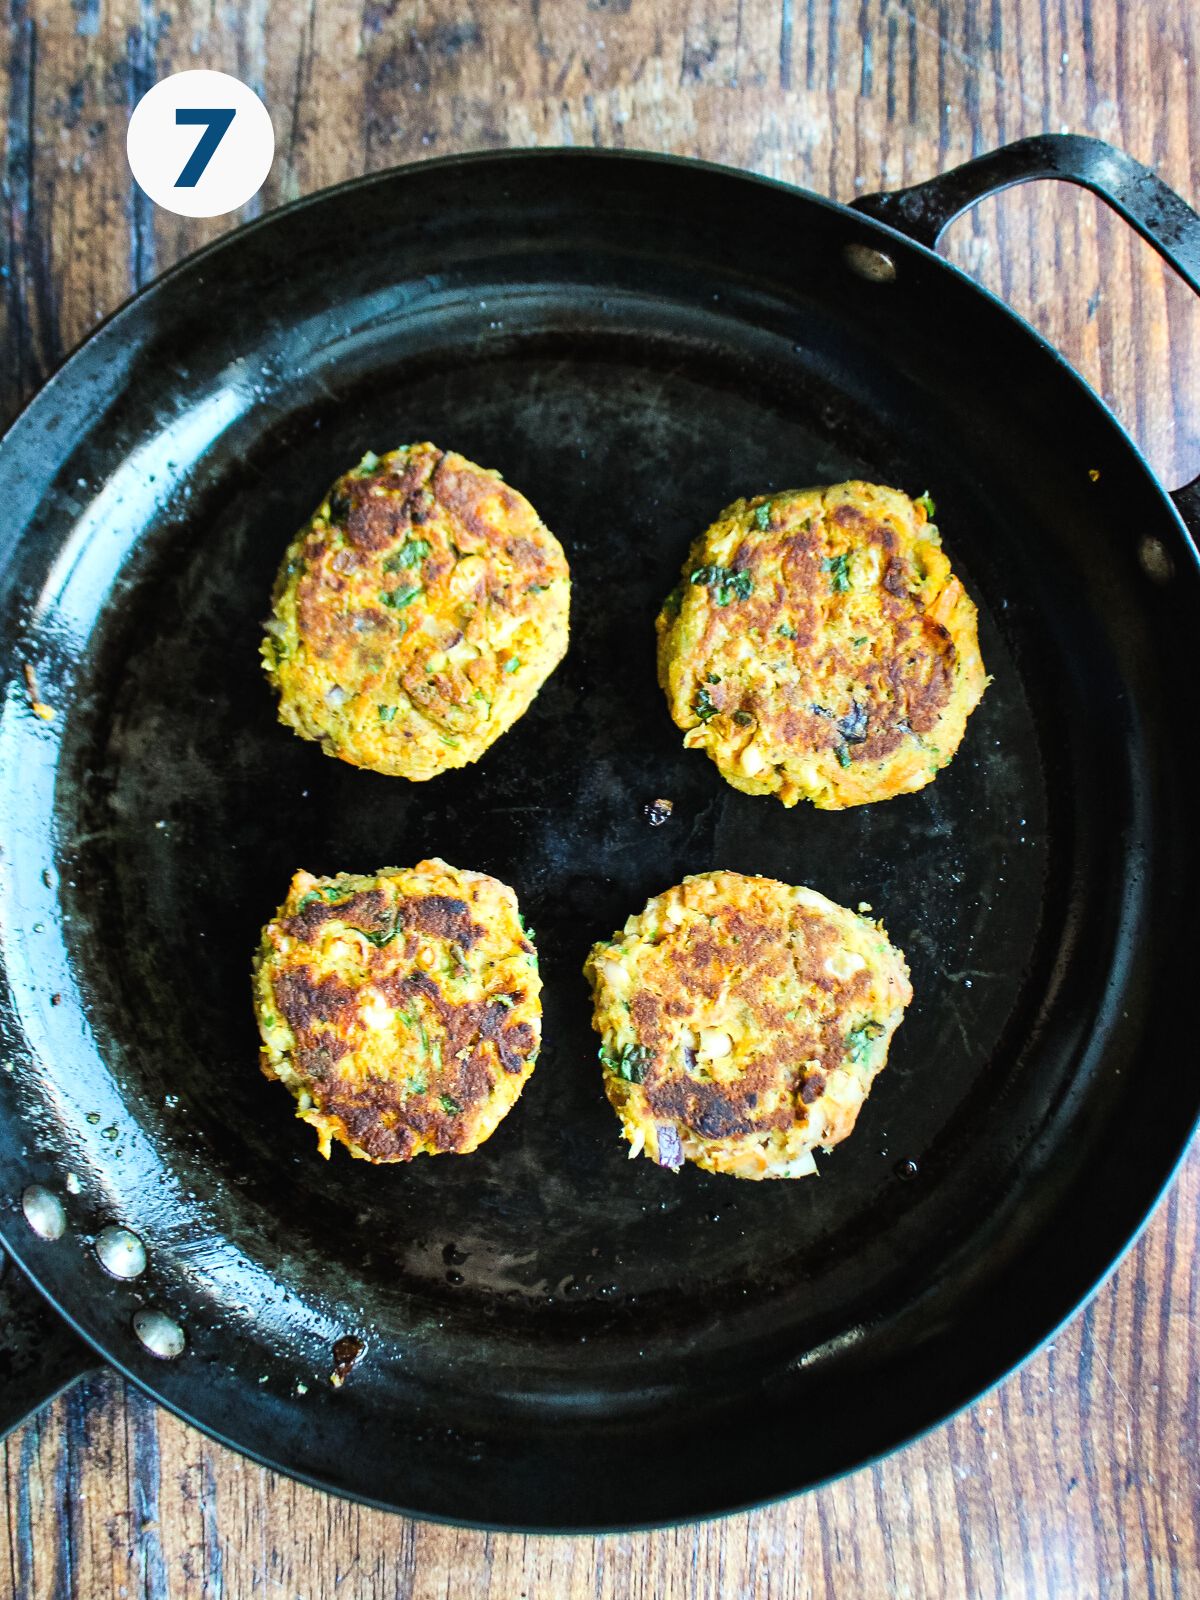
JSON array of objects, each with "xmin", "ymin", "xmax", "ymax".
[{"xmin": 0, "ymin": 154, "xmax": 1194, "ymax": 1527}]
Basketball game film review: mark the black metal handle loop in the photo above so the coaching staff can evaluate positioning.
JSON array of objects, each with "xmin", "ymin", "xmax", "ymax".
[
  {"xmin": 854, "ymin": 134, "xmax": 1200, "ymax": 530},
  {"xmin": 0, "ymin": 1246, "xmax": 99, "ymax": 1440}
]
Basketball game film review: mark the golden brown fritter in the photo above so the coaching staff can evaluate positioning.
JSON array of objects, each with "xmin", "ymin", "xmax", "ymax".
[
  {"xmin": 584, "ymin": 871, "xmax": 912, "ymax": 1180},
  {"xmin": 252, "ymin": 859, "xmax": 541, "ymax": 1162},
  {"xmin": 262, "ymin": 443, "xmax": 570, "ymax": 779},
  {"xmin": 656, "ymin": 482, "xmax": 987, "ymax": 808}
]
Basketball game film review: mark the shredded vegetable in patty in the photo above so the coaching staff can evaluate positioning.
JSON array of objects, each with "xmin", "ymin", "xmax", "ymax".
[
  {"xmin": 656, "ymin": 481, "xmax": 987, "ymax": 808},
  {"xmin": 584, "ymin": 871, "xmax": 912, "ymax": 1179},
  {"xmin": 253, "ymin": 859, "xmax": 541, "ymax": 1162},
  {"xmin": 263, "ymin": 442, "xmax": 570, "ymax": 780}
]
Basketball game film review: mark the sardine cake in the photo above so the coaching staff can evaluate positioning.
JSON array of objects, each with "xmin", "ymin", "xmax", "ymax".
[
  {"xmin": 584, "ymin": 870, "xmax": 911, "ymax": 1180},
  {"xmin": 656, "ymin": 482, "xmax": 986, "ymax": 808},
  {"xmin": 263, "ymin": 442, "xmax": 570, "ymax": 779},
  {"xmin": 253, "ymin": 859, "xmax": 541, "ymax": 1162}
]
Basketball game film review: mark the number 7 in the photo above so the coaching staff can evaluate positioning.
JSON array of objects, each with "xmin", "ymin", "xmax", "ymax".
[{"xmin": 174, "ymin": 108, "xmax": 236, "ymax": 188}]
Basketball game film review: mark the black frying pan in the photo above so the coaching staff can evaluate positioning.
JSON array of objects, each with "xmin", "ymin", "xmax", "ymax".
[{"xmin": 1, "ymin": 135, "xmax": 1198, "ymax": 1531}]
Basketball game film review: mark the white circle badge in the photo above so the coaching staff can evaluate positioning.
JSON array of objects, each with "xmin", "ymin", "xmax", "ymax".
[{"xmin": 127, "ymin": 69, "xmax": 274, "ymax": 219}]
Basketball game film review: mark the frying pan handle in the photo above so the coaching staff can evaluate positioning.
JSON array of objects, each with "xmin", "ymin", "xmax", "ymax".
[
  {"xmin": 0, "ymin": 1246, "xmax": 100, "ymax": 1438},
  {"xmin": 854, "ymin": 133, "xmax": 1200, "ymax": 532}
]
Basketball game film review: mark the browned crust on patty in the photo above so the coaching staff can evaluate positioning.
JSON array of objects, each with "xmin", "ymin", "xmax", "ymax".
[
  {"xmin": 253, "ymin": 861, "xmax": 541, "ymax": 1163},
  {"xmin": 263, "ymin": 443, "xmax": 570, "ymax": 781},
  {"xmin": 656, "ymin": 482, "xmax": 987, "ymax": 809},
  {"xmin": 618, "ymin": 903, "xmax": 873, "ymax": 1142},
  {"xmin": 584, "ymin": 871, "xmax": 912, "ymax": 1179}
]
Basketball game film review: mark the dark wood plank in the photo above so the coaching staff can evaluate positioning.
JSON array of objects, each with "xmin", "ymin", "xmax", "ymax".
[{"xmin": 2, "ymin": 1, "xmax": 1198, "ymax": 1594}]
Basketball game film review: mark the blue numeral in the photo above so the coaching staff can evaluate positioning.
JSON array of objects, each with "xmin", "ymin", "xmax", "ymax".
[{"xmin": 174, "ymin": 108, "xmax": 236, "ymax": 187}]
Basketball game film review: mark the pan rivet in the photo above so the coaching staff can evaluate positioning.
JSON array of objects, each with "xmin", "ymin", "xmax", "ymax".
[
  {"xmin": 843, "ymin": 242, "xmax": 897, "ymax": 283},
  {"xmin": 21, "ymin": 1185, "xmax": 66, "ymax": 1240},
  {"xmin": 95, "ymin": 1225, "xmax": 147, "ymax": 1279},
  {"xmin": 1138, "ymin": 536, "xmax": 1173, "ymax": 583},
  {"xmin": 132, "ymin": 1308, "xmax": 185, "ymax": 1360}
]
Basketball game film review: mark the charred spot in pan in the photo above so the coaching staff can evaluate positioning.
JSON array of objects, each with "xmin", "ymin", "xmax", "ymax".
[{"xmin": 330, "ymin": 1335, "xmax": 366, "ymax": 1386}]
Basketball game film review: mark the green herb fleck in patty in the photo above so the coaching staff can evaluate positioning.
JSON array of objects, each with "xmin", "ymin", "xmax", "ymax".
[
  {"xmin": 379, "ymin": 584, "xmax": 422, "ymax": 609},
  {"xmin": 822, "ymin": 553, "xmax": 852, "ymax": 593},
  {"xmin": 600, "ymin": 1042, "xmax": 652, "ymax": 1084},
  {"xmin": 384, "ymin": 539, "xmax": 431, "ymax": 572},
  {"xmin": 297, "ymin": 883, "xmax": 353, "ymax": 910},
  {"xmin": 846, "ymin": 1020, "xmax": 885, "ymax": 1063},
  {"xmin": 690, "ymin": 565, "xmax": 754, "ymax": 605}
]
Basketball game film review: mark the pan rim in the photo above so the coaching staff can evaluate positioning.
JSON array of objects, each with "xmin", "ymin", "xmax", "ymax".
[
  {"xmin": 1, "ymin": 143, "xmax": 1196, "ymax": 565},
  {"xmin": 2, "ymin": 1133, "xmax": 1192, "ymax": 1535},
  {"xmin": 1, "ymin": 143, "xmax": 1198, "ymax": 1527}
]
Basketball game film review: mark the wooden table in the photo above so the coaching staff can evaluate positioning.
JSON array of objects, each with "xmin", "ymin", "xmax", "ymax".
[{"xmin": 2, "ymin": 3, "xmax": 1197, "ymax": 1595}]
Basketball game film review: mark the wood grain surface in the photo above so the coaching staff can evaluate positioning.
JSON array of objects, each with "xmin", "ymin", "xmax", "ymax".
[{"xmin": 2, "ymin": 2, "xmax": 1198, "ymax": 1596}]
